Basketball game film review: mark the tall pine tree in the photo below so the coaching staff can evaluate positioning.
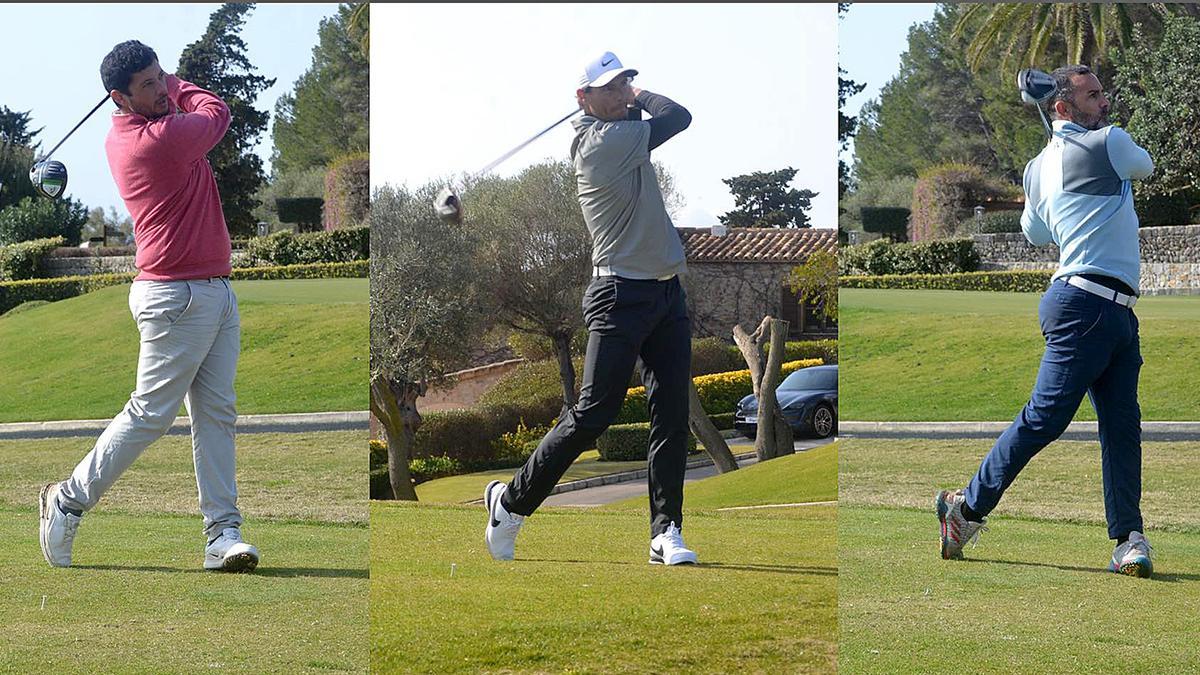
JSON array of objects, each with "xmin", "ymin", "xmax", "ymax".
[{"xmin": 177, "ymin": 3, "xmax": 275, "ymax": 237}]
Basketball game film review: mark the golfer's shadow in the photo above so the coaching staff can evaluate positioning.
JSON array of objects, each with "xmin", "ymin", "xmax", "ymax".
[
  {"xmin": 521, "ymin": 558, "xmax": 835, "ymax": 576},
  {"xmin": 73, "ymin": 564, "xmax": 368, "ymax": 579},
  {"xmin": 963, "ymin": 557, "xmax": 1200, "ymax": 583}
]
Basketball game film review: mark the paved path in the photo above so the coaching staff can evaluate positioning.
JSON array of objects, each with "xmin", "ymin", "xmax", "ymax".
[
  {"xmin": 839, "ymin": 421, "xmax": 1200, "ymax": 442},
  {"xmin": 0, "ymin": 411, "xmax": 369, "ymax": 440},
  {"xmin": 541, "ymin": 436, "xmax": 834, "ymax": 507}
]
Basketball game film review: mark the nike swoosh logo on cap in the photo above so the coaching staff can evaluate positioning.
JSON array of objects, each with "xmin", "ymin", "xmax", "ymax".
[{"xmin": 601, "ymin": 57, "xmax": 614, "ymax": 66}]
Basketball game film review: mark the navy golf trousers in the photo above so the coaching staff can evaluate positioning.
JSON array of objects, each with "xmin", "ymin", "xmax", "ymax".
[
  {"xmin": 504, "ymin": 275, "xmax": 692, "ymax": 538},
  {"xmin": 964, "ymin": 278, "xmax": 1144, "ymax": 540}
]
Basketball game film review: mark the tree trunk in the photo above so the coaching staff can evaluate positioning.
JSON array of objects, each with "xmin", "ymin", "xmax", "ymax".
[
  {"xmin": 553, "ymin": 331, "xmax": 578, "ymax": 408},
  {"xmin": 687, "ymin": 380, "xmax": 739, "ymax": 473},
  {"xmin": 734, "ymin": 316, "xmax": 793, "ymax": 462},
  {"xmin": 369, "ymin": 374, "xmax": 425, "ymax": 501}
]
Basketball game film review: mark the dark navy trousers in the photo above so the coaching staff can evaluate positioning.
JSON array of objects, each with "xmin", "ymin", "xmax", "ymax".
[
  {"xmin": 964, "ymin": 279, "xmax": 1144, "ymax": 540},
  {"xmin": 504, "ymin": 275, "xmax": 692, "ymax": 538}
]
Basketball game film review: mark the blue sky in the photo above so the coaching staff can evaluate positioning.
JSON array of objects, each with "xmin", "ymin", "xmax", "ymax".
[
  {"xmin": 838, "ymin": 2, "xmax": 939, "ymax": 166},
  {"xmin": 0, "ymin": 3, "xmax": 341, "ymax": 219},
  {"xmin": 371, "ymin": 3, "xmax": 839, "ymax": 229}
]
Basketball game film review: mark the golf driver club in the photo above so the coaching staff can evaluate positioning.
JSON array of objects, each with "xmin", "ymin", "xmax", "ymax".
[
  {"xmin": 1017, "ymin": 68, "xmax": 1057, "ymax": 139},
  {"xmin": 434, "ymin": 107, "xmax": 583, "ymax": 222},
  {"xmin": 28, "ymin": 94, "xmax": 111, "ymax": 200}
]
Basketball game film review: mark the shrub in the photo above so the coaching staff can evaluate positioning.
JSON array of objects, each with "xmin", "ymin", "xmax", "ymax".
[
  {"xmin": 45, "ymin": 245, "xmax": 137, "ymax": 258},
  {"xmin": 230, "ymin": 261, "xmax": 368, "ymax": 280},
  {"xmin": 0, "ymin": 196, "xmax": 87, "ymax": 246},
  {"xmin": 0, "ymin": 236, "xmax": 65, "ymax": 281},
  {"xmin": 242, "ymin": 227, "xmax": 369, "ymax": 267},
  {"xmin": 490, "ymin": 420, "xmax": 552, "ymax": 466},
  {"xmin": 708, "ymin": 412, "xmax": 737, "ymax": 431},
  {"xmin": 369, "ymin": 466, "xmax": 391, "ymax": 499},
  {"xmin": 477, "ymin": 358, "xmax": 578, "ymax": 427},
  {"xmin": 323, "ymin": 153, "xmax": 370, "ymax": 231},
  {"xmin": 839, "ymin": 238, "xmax": 979, "ymax": 276},
  {"xmin": 861, "ymin": 206, "xmax": 910, "ymax": 241},
  {"xmin": 972, "ymin": 210, "xmax": 1023, "ymax": 234},
  {"xmin": 840, "ymin": 270, "xmax": 1054, "ymax": 293},
  {"xmin": 409, "ymin": 455, "xmax": 463, "ymax": 484},
  {"xmin": 1135, "ymin": 192, "xmax": 1193, "ymax": 228},
  {"xmin": 910, "ymin": 163, "xmax": 1019, "ymax": 241},
  {"xmin": 596, "ymin": 422, "xmax": 698, "ymax": 461},
  {"xmin": 766, "ymin": 338, "xmax": 839, "ymax": 365},
  {"xmin": 691, "ymin": 336, "xmax": 744, "ymax": 376},
  {"xmin": 507, "ymin": 329, "xmax": 588, "ymax": 362},
  {"xmin": 276, "ymin": 197, "xmax": 324, "ymax": 232}
]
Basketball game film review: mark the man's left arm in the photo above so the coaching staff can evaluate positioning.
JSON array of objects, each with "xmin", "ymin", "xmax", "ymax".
[
  {"xmin": 631, "ymin": 89, "xmax": 691, "ymax": 151},
  {"xmin": 1107, "ymin": 127, "xmax": 1154, "ymax": 181}
]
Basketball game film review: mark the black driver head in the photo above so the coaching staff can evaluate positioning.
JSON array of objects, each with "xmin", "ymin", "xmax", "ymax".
[
  {"xmin": 1017, "ymin": 68, "xmax": 1057, "ymax": 105},
  {"xmin": 29, "ymin": 160, "xmax": 69, "ymax": 200}
]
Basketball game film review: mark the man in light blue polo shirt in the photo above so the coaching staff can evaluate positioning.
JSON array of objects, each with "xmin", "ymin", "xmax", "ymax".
[{"xmin": 937, "ymin": 65, "xmax": 1157, "ymax": 577}]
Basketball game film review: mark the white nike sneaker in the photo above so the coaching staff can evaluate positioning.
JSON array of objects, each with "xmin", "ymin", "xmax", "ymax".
[
  {"xmin": 936, "ymin": 489, "xmax": 988, "ymax": 560},
  {"xmin": 39, "ymin": 482, "xmax": 82, "ymax": 568},
  {"xmin": 204, "ymin": 527, "xmax": 259, "ymax": 572},
  {"xmin": 1110, "ymin": 531, "xmax": 1153, "ymax": 578},
  {"xmin": 484, "ymin": 480, "xmax": 524, "ymax": 561},
  {"xmin": 650, "ymin": 522, "xmax": 697, "ymax": 565}
]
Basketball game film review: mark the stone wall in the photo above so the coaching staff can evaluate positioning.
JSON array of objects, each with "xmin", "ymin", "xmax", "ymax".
[
  {"xmin": 682, "ymin": 262, "xmax": 819, "ymax": 340},
  {"xmin": 973, "ymin": 225, "xmax": 1200, "ymax": 294}
]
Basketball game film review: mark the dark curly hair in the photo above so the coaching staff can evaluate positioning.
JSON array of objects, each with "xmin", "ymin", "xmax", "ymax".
[
  {"xmin": 1047, "ymin": 64, "xmax": 1093, "ymax": 120},
  {"xmin": 100, "ymin": 41, "xmax": 158, "ymax": 97}
]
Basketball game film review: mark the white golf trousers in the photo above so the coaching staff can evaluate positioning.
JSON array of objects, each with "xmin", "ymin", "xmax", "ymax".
[{"xmin": 59, "ymin": 278, "xmax": 242, "ymax": 538}]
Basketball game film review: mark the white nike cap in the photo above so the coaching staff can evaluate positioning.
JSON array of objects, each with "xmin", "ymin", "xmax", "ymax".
[{"xmin": 579, "ymin": 51, "xmax": 638, "ymax": 89}]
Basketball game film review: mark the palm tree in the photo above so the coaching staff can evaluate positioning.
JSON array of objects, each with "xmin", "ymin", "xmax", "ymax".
[
  {"xmin": 952, "ymin": 3, "xmax": 1187, "ymax": 74},
  {"xmin": 348, "ymin": 3, "xmax": 369, "ymax": 59}
]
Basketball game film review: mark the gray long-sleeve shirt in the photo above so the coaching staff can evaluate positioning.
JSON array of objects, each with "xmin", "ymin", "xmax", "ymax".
[{"xmin": 569, "ymin": 91, "xmax": 690, "ymax": 280}]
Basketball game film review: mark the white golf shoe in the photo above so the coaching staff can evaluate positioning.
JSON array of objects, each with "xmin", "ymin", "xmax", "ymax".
[
  {"xmin": 1110, "ymin": 531, "xmax": 1153, "ymax": 578},
  {"xmin": 650, "ymin": 522, "xmax": 697, "ymax": 565},
  {"xmin": 937, "ymin": 489, "xmax": 988, "ymax": 560},
  {"xmin": 484, "ymin": 480, "xmax": 524, "ymax": 561},
  {"xmin": 39, "ymin": 482, "xmax": 82, "ymax": 568},
  {"xmin": 204, "ymin": 527, "xmax": 259, "ymax": 572}
]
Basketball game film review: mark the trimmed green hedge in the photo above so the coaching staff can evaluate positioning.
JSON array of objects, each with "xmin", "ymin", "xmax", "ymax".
[
  {"xmin": 0, "ymin": 236, "xmax": 65, "ymax": 281},
  {"xmin": 840, "ymin": 270, "xmax": 1054, "ymax": 292},
  {"xmin": 242, "ymin": 227, "xmax": 368, "ymax": 267},
  {"xmin": 1135, "ymin": 192, "xmax": 1192, "ymax": 227},
  {"xmin": 596, "ymin": 422, "xmax": 698, "ymax": 461},
  {"xmin": 861, "ymin": 206, "xmax": 910, "ymax": 241},
  {"xmin": 839, "ymin": 238, "xmax": 980, "ymax": 276},
  {"xmin": 972, "ymin": 210, "xmax": 1023, "ymax": 234},
  {"xmin": 708, "ymin": 412, "xmax": 736, "ymax": 431},
  {"xmin": 0, "ymin": 260, "xmax": 368, "ymax": 315}
]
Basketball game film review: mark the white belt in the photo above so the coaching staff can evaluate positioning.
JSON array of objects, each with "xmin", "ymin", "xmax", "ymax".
[
  {"xmin": 594, "ymin": 265, "xmax": 675, "ymax": 281},
  {"xmin": 1064, "ymin": 275, "xmax": 1137, "ymax": 308}
]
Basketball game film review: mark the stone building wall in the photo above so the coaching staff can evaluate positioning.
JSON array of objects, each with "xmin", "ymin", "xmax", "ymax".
[
  {"xmin": 40, "ymin": 251, "xmax": 253, "ymax": 278},
  {"xmin": 682, "ymin": 262, "xmax": 794, "ymax": 340},
  {"xmin": 973, "ymin": 225, "xmax": 1200, "ymax": 294}
]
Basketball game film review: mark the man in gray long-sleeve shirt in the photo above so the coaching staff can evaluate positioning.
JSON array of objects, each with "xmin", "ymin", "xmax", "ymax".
[{"xmin": 484, "ymin": 52, "xmax": 698, "ymax": 565}]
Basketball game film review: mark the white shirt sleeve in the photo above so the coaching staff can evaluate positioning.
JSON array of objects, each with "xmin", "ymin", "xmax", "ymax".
[{"xmin": 1107, "ymin": 127, "xmax": 1154, "ymax": 181}]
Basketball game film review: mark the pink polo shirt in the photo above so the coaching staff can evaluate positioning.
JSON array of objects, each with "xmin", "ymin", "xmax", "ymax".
[{"xmin": 105, "ymin": 75, "xmax": 232, "ymax": 281}]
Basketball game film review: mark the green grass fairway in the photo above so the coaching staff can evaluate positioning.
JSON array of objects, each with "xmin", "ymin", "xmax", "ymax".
[
  {"xmin": 0, "ymin": 430, "xmax": 367, "ymax": 672},
  {"xmin": 839, "ymin": 438, "xmax": 1200, "ymax": 673},
  {"xmin": 372, "ymin": 444, "xmax": 838, "ymax": 673},
  {"xmin": 839, "ymin": 288, "xmax": 1200, "ymax": 421},
  {"xmin": 0, "ymin": 278, "xmax": 367, "ymax": 423}
]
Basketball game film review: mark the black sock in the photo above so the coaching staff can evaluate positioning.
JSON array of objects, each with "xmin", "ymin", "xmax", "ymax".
[
  {"xmin": 56, "ymin": 496, "xmax": 82, "ymax": 517},
  {"xmin": 961, "ymin": 502, "xmax": 984, "ymax": 523},
  {"xmin": 499, "ymin": 490, "xmax": 517, "ymax": 515},
  {"xmin": 1117, "ymin": 534, "xmax": 1129, "ymax": 545}
]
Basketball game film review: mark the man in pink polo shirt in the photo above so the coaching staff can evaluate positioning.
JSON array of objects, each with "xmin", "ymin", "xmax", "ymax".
[{"xmin": 38, "ymin": 40, "xmax": 258, "ymax": 572}]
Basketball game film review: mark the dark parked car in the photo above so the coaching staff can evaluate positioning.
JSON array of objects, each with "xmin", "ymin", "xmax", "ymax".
[{"xmin": 733, "ymin": 364, "xmax": 838, "ymax": 439}]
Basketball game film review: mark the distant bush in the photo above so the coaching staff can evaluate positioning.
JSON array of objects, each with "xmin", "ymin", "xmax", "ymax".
[
  {"xmin": 708, "ymin": 412, "xmax": 737, "ymax": 431},
  {"xmin": 507, "ymin": 329, "xmax": 588, "ymax": 362},
  {"xmin": 861, "ymin": 206, "xmax": 910, "ymax": 241},
  {"xmin": 971, "ymin": 210, "xmax": 1023, "ymax": 234},
  {"xmin": 0, "ymin": 196, "xmax": 87, "ymax": 246},
  {"xmin": 276, "ymin": 197, "xmax": 324, "ymax": 232},
  {"xmin": 839, "ymin": 238, "xmax": 979, "ymax": 276},
  {"xmin": 242, "ymin": 227, "xmax": 368, "ymax": 267},
  {"xmin": 596, "ymin": 422, "xmax": 698, "ymax": 461},
  {"xmin": 0, "ymin": 236, "xmax": 64, "ymax": 281},
  {"xmin": 910, "ymin": 163, "xmax": 1019, "ymax": 241},
  {"xmin": 1135, "ymin": 192, "xmax": 1193, "ymax": 228},
  {"xmin": 840, "ymin": 270, "xmax": 1053, "ymax": 293},
  {"xmin": 409, "ymin": 455, "xmax": 463, "ymax": 484},
  {"xmin": 46, "ymin": 246, "xmax": 137, "ymax": 258},
  {"xmin": 323, "ymin": 153, "xmax": 370, "ymax": 231},
  {"xmin": 489, "ymin": 420, "xmax": 552, "ymax": 467}
]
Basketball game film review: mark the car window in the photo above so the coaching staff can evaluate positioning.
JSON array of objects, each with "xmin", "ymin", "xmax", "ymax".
[{"xmin": 779, "ymin": 368, "xmax": 836, "ymax": 391}]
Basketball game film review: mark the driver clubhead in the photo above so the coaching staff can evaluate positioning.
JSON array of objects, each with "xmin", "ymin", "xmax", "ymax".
[
  {"xmin": 29, "ymin": 160, "xmax": 68, "ymax": 200},
  {"xmin": 434, "ymin": 187, "xmax": 463, "ymax": 223},
  {"xmin": 1017, "ymin": 68, "xmax": 1057, "ymax": 105}
]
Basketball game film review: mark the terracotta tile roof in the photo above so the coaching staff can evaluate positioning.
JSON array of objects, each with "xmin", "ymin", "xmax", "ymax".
[{"xmin": 678, "ymin": 227, "xmax": 836, "ymax": 264}]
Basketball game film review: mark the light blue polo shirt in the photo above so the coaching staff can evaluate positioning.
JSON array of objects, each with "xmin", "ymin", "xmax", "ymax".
[{"xmin": 1021, "ymin": 120, "xmax": 1155, "ymax": 292}]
